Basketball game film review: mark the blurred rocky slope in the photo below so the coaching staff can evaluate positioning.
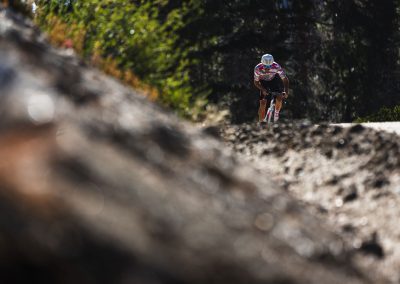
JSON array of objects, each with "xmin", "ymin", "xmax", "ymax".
[
  {"xmin": 0, "ymin": 7, "xmax": 381, "ymax": 284},
  {"xmin": 222, "ymin": 122, "xmax": 400, "ymax": 283}
]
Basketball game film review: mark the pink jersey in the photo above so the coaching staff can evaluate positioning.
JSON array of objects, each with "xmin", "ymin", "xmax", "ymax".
[{"xmin": 254, "ymin": 62, "xmax": 286, "ymax": 82}]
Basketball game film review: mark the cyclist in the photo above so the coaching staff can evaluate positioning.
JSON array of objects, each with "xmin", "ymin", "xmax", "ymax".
[{"xmin": 254, "ymin": 54, "xmax": 289, "ymax": 123}]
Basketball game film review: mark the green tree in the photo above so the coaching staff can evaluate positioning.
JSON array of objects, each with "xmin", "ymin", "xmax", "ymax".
[{"xmin": 36, "ymin": 0, "xmax": 204, "ymax": 117}]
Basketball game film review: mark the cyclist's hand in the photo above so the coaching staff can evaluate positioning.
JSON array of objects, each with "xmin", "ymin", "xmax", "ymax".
[
  {"xmin": 282, "ymin": 92, "xmax": 288, "ymax": 99},
  {"xmin": 262, "ymin": 90, "xmax": 268, "ymax": 97}
]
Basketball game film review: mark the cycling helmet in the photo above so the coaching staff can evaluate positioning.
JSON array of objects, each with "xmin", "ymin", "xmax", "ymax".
[{"xmin": 261, "ymin": 54, "xmax": 274, "ymax": 67}]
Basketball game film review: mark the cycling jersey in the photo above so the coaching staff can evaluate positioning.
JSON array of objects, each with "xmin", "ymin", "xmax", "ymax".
[{"xmin": 254, "ymin": 62, "xmax": 286, "ymax": 82}]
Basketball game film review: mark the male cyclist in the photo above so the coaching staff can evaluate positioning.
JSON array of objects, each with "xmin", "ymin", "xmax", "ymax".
[{"xmin": 254, "ymin": 54, "xmax": 289, "ymax": 123}]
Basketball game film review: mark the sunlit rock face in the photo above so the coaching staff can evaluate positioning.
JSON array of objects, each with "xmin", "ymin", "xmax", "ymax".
[{"xmin": 0, "ymin": 6, "xmax": 377, "ymax": 284}]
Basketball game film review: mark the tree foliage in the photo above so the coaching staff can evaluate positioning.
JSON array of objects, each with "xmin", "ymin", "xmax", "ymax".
[
  {"xmin": 356, "ymin": 105, "xmax": 400, "ymax": 122},
  {"xmin": 35, "ymin": 0, "xmax": 203, "ymax": 117}
]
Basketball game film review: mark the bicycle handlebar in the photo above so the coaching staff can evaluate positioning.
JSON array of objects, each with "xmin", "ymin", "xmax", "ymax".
[
  {"xmin": 262, "ymin": 91, "xmax": 286, "ymax": 99},
  {"xmin": 269, "ymin": 92, "xmax": 284, "ymax": 96}
]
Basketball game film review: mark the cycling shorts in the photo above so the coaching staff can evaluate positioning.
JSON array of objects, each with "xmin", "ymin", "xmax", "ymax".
[{"xmin": 259, "ymin": 75, "xmax": 284, "ymax": 100}]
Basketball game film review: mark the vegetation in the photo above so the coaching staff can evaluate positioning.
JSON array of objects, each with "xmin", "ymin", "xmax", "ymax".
[
  {"xmin": 34, "ymin": 0, "xmax": 205, "ymax": 118},
  {"xmin": 11, "ymin": 1, "xmax": 400, "ymax": 122},
  {"xmin": 356, "ymin": 105, "xmax": 400, "ymax": 123}
]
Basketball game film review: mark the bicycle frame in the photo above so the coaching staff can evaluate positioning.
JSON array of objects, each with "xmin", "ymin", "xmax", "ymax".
[{"xmin": 263, "ymin": 92, "xmax": 281, "ymax": 124}]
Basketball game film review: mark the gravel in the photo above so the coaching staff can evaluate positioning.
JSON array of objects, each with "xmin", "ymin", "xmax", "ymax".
[{"xmin": 221, "ymin": 121, "xmax": 400, "ymax": 283}]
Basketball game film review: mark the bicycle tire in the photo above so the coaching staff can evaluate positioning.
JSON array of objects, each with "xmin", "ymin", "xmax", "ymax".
[{"xmin": 267, "ymin": 100, "xmax": 275, "ymax": 124}]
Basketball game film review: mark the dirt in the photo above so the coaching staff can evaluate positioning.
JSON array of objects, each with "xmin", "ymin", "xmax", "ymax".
[{"xmin": 221, "ymin": 121, "xmax": 400, "ymax": 283}]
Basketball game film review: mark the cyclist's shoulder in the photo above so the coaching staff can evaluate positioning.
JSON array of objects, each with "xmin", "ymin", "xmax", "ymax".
[
  {"xmin": 255, "ymin": 62, "xmax": 283, "ymax": 69},
  {"xmin": 255, "ymin": 63, "xmax": 264, "ymax": 70},
  {"xmin": 271, "ymin": 62, "xmax": 283, "ymax": 69}
]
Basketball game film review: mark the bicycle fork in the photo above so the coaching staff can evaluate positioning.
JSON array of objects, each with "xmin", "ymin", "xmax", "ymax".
[{"xmin": 264, "ymin": 100, "xmax": 275, "ymax": 124}]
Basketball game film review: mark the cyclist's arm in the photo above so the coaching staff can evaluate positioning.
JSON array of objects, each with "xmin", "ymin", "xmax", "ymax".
[
  {"xmin": 282, "ymin": 76, "xmax": 289, "ymax": 98},
  {"xmin": 254, "ymin": 79, "xmax": 267, "ymax": 94}
]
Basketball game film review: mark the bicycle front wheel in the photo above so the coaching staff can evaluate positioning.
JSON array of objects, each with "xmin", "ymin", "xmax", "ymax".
[{"xmin": 267, "ymin": 105, "xmax": 275, "ymax": 124}]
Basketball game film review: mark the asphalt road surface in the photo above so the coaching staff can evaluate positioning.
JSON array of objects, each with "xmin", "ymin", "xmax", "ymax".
[{"xmin": 339, "ymin": 122, "xmax": 400, "ymax": 135}]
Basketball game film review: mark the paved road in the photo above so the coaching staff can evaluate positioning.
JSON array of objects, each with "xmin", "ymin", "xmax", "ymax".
[{"xmin": 339, "ymin": 122, "xmax": 400, "ymax": 135}]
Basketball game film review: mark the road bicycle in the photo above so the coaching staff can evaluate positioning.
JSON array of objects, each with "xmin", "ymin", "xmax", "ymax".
[{"xmin": 262, "ymin": 92, "xmax": 283, "ymax": 125}]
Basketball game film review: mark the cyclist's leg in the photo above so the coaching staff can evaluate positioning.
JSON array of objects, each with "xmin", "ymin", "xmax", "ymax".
[
  {"xmin": 274, "ymin": 94, "xmax": 283, "ymax": 121},
  {"xmin": 258, "ymin": 91, "xmax": 267, "ymax": 122},
  {"xmin": 269, "ymin": 75, "xmax": 284, "ymax": 121},
  {"xmin": 258, "ymin": 80, "xmax": 271, "ymax": 122}
]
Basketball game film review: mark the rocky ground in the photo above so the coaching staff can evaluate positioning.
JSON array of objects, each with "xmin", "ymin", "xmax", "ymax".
[
  {"xmin": 1, "ymin": 5, "xmax": 399, "ymax": 284},
  {"xmin": 221, "ymin": 121, "xmax": 400, "ymax": 283}
]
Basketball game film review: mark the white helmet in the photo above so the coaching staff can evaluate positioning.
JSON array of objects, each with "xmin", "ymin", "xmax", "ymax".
[{"xmin": 261, "ymin": 54, "xmax": 274, "ymax": 66}]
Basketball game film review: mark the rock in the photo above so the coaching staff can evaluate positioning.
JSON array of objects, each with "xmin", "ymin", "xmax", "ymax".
[
  {"xmin": 202, "ymin": 125, "xmax": 221, "ymax": 139},
  {"xmin": 342, "ymin": 185, "xmax": 358, "ymax": 203},
  {"xmin": 349, "ymin": 124, "xmax": 365, "ymax": 134},
  {"xmin": 359, "ymin": 233, "xmax": 385, "ymax": 259}
]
